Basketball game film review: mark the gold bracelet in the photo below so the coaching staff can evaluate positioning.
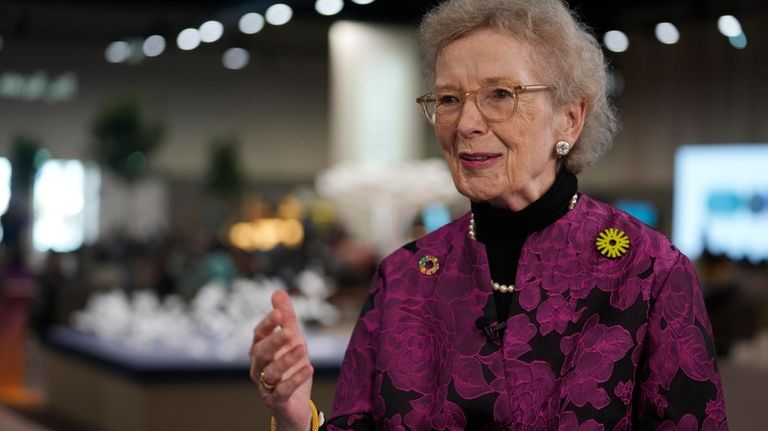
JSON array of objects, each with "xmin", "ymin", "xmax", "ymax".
[
  {"xmin": 310, "ymin": 400, "xmax": 320, "ymax": 430},
  {"xmin": 270, "ymin": 400, "xmax": 320, "ymax": 431}
]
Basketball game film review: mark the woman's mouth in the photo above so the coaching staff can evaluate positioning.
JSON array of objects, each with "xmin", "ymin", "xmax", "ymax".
[{"xmin": 458, "ymin": 152, "xmax": 502, "ymax": 168}]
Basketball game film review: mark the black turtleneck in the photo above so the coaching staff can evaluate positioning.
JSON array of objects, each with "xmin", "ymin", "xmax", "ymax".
[{"xmin": 471, "ymin": 169, "xmax": 578, "ymax": 322}]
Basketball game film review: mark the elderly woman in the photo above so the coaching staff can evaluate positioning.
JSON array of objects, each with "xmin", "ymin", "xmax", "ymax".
[{"xmin": 251, "ymin": 0, "xmax": 729, "ymax": 429}]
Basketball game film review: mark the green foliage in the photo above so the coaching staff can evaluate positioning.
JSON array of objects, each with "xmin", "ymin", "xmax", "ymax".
[
  {"xmin": 9, "ymin": 133, "xmax": 44, "ymax": 190},
  {"xmin": 91, "ymin": 97, "xmax": 164, "ymax": 182},
  {"xmin": 2, "ymin": 133, "xmax": 45, "ymax": 259},
  {"xmin": 206, "ymin": 134, "xmax": 244, "ymax": 202}
]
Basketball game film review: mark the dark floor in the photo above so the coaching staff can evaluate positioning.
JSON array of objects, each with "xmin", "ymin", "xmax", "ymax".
[{"xmin": 0, "ymin": 338, "xmax": 98, "ymax": 431}]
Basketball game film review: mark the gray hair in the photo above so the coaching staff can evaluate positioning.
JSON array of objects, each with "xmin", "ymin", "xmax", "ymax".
[{"xmin": 418, "ymin": 0, "xmax": 619, "ymax": 173}]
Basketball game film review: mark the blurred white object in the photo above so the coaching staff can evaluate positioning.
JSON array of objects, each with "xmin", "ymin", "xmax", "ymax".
[
  {"xmin": 293, "ymin": 269, "xmax": 340, "ymax": 326},
  {"xmin": 316, "ymin": 159, "xmax": 462, "ymax": 256},
  {"xmin": 71, "ymin": 270, "xmax": 338, "ymax": 362},
  {"xmin": 731, "ymin": 330, "xmax": 768, "ymax": 368}
]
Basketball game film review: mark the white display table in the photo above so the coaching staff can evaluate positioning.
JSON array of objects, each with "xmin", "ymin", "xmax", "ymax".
[{"xmin": 42, "ymin": 327, "xmax": 348, "ymax": 431}]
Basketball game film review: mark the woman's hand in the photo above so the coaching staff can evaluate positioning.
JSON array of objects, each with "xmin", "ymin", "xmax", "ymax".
[{"xmin": 251, "ymin": 290, "xmax": 314, "ymax": 431}]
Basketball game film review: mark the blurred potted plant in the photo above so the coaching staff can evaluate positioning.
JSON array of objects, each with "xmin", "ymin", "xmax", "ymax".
[
  {"xmin": 1, "ymin": 133, "xmax": 47, "ymax": 264},
  {"xmin": 91, "ymin": 97, "xmax": 164, "ymax": 183},
  {"xmin": 91, "ymin": 97, "xmax": 167, "ymax": 239},
  {"xmin": 204, "ymin": 134, "xmax": 245, "ymax": 238},
  {"xmin": 206, "ymin": 134, "xmax": 244, "ymax": 203}
]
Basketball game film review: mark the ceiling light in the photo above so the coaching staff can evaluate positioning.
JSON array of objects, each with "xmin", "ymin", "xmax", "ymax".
[
  {"xmin": 177, "ymin": 28, "xmax": 201, "ymax": 51},
  {"xmin": 603, "ymin": 30, "xmax": 629, "ymax": 53},
  {"xmin": 223, "ymin": 48, "xmax": 250, "ymax": 70},
  {"xmin": 729, "ymin": 33, "xmax": 747, "ymax": 49},
  {"xmin": 105, "ymin": 41, "xmax": 131, "ymax": 63},
  {"xmin": 718, "ymin": 15, "xmax": 742, "ymax": 38},
  {"xmin": 266, "ymin": 4, "xmax": 293, "ymax": 26},
  {"xmin": 143, "ymin": 35, "xmax": 166, "ymax": 57},
  {"xmin": 199, "ymin": 20, "xmax": 224, "ymax": 43},
  {"xmin": 655, "ymin": 22, "xmax": 679, "ymax": 45},
  {"xmin": 239, "ymin": 13, "xmax": 265, "ymax": 34},
  {"xmin": 316, "ymin": 0, "xmax": 344, "ymax": 16},
  {"xmin": 351, "ymin": 0, "xmax": 375, "ymax": 4}
]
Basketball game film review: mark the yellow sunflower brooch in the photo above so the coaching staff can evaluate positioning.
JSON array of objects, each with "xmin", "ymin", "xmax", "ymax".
[{"xmin": 595, "ymin": 228, "xmax": 630, "ymax": 259}]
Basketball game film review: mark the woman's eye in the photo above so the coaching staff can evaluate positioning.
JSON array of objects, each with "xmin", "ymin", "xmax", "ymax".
[
  {"xmin": 490, "ymin": 88, "xmax": 513, "ymax": 99},
  {"xmin": 437, "ymin": 94, "xmax": 460, "ymax": 105}
]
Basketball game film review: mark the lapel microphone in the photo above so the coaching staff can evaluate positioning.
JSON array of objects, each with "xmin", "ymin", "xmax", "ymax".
[{"xmin": 476, "ymin": 316, "xmax": 506, "ymax": 344}]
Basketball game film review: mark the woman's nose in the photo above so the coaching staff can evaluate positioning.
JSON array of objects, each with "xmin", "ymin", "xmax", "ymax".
[{"xmin": 456, "ymin": 97, "xmax": 488, "ymax": 138}]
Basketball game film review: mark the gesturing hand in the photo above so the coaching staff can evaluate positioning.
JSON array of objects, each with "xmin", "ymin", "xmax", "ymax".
[{"xmin": 250, "ymin": 290, "xmax": 314, "ymax": 431}]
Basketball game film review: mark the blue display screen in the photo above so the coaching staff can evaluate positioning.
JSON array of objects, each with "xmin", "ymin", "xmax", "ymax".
[
  {"xmin": 614, "ymin": 199, "xmax": 659, "ymax": 229},
  {"xmin": 673, "ymin": 144, "xmax": 768, "ymax": 263}
]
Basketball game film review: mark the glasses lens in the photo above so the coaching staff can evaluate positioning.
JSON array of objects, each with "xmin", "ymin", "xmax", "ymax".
[
  {"xmin": 433, "ymin": 92, "xmax": 461, "ymax": 127},
  {"xmin": 477, "ymin": 86, "xmax": 518, "ymax": 121},
  {"xmin": 423, "ymin": 98, "xmax": 437, "ymax": 124}
]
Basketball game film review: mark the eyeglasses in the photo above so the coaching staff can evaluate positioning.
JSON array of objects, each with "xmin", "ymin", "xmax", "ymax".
[{"xmin": 416, "ymin": 83, "xmax": 555, "ymax": 128}]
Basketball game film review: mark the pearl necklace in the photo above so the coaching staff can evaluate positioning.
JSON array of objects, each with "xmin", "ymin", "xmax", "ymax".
[{"xmin": 468, "ymin": 193, "xmax": 578, "ymax": 293}]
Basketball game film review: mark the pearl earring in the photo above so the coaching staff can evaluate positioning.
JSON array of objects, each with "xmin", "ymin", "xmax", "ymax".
[{"xmin": 555, "ymin": 140, "xmax": 570, "ymax": 158}]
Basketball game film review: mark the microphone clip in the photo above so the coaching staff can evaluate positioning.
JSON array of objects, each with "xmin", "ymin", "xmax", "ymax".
[{"xmin": 480, "ymin": 320, "xmax": 506, "ymax": 344}]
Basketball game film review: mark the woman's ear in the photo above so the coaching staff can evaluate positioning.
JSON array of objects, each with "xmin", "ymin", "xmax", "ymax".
[{"xmin": 558, "ymin": 100, "xmax": 587, "ymax": 145}]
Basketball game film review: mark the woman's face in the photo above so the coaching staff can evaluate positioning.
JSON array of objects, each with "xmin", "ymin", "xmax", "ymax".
[{"xmin": 434, "ymin": 28, "xmax": 584, "ymax": 210}]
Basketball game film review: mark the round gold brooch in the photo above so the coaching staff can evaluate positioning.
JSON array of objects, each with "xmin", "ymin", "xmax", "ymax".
[{"xmin": 419, "ymin": 255, "xmax": 440, "ymax": 276}]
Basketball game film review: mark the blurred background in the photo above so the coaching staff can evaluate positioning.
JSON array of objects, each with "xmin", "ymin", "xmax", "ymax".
[{"xmin": 0, "ymin": 0, "xmax": 767, "ymax": 429}]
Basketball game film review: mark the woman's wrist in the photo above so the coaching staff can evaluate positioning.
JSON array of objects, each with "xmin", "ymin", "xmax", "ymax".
[{"xmin": 270, "ymin": 400, "xmax": 321, "ymax": 431}]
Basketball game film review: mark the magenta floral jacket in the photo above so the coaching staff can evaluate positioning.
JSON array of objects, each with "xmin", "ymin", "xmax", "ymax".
[{"xmin": 324, "ymin": 195, "xmax": 728, "ymax": 430}]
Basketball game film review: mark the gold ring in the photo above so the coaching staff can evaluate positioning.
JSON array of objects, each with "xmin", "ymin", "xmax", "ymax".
[{"xmin": 259, "ymin": 372, "xmax": 277, "ymax": 391}]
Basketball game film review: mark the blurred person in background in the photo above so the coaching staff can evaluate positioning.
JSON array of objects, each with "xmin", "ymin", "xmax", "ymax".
[{"xmin": 249, "ymin": 0, "xmax": 728, "ymax": 429}]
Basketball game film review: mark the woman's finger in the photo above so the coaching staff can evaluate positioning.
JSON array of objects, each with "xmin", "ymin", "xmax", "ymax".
[
  {"xmin": 271, "ymin": 290, "xmax": 301, "ymax": 334},
  {"xmin": 250, "ymin": 329, "xmax": 293, "ymax": 372},
  {"xmin": 271, "ymin": 363, "xmax": 314, "ymax": 402},
  {"xmin": 260, "ymin": 343, "xmax": 307, "ymax": 385},
  {"xmin": 252, "ymin": 308, "xmax": 284, "ymax": 344}
]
